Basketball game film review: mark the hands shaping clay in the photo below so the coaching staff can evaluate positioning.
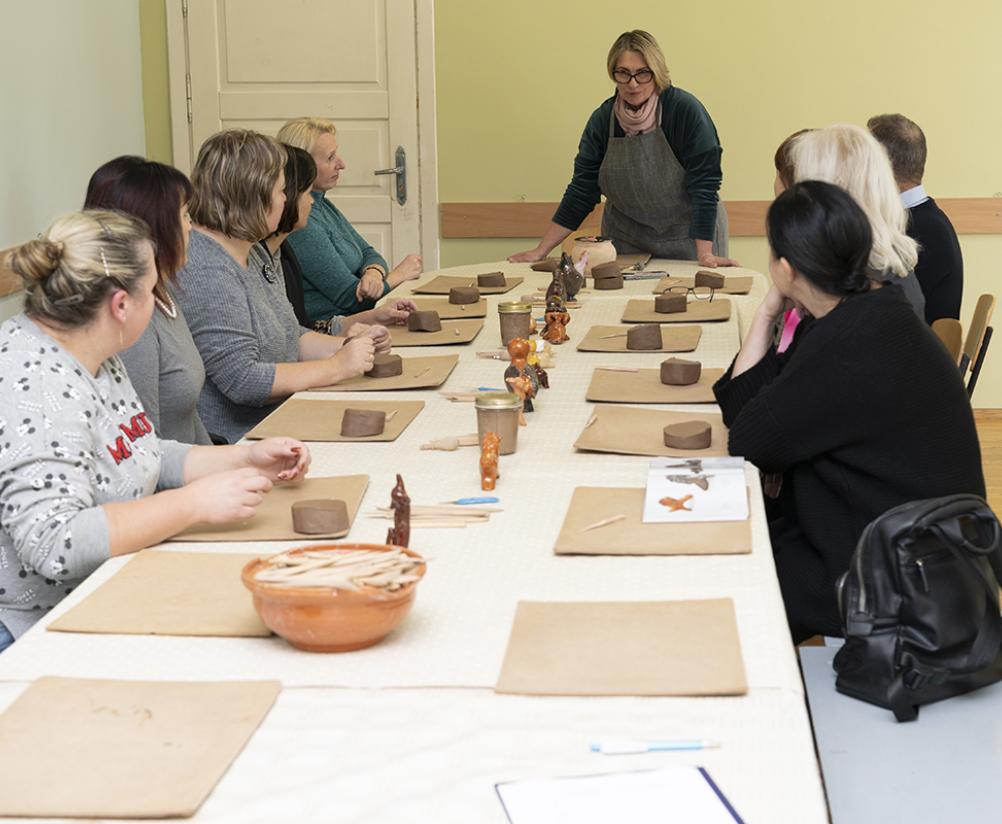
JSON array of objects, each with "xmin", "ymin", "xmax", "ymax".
[
  {"xmin": 291, "ymin": 499, "xmax": 350, "ymax": 535},
  {"xmin": 594, "ymin": 275, "xmax": 624, "ymax": 290},
  {"xmin": 655, "ymin": 294, "xmax": 687, "ymax": 314},
  {"xmin": 663, "ymin": 420, "xmax": 712, "ymax": 450},
  {"xmin": 340, "ymin": 408, "xmax": 387, "ymax": 437},
  {"xmin": 407, "ymin": 310, "xmax": 442, "ymax": 332},
  {"xmin": 694, "ymin": 270, "xmax": 725, "ymax": 289},
  {"xmin": 367, "ymin": 353, "xmax": 404, "ymax": 378},
  {"xmin": 477, "ymin": 272, "xmax": 506, "ymax": 287},
  {"xmin": 449, "ymin": 286, "xmax": 481, "ymax": 305},
  {"xmin": 660, "ymin": 357, "xmax": 702, "ymax": 386},
  {"xmin": 626, "ymin": 324, "xmax": 663, "ymax": 350}
]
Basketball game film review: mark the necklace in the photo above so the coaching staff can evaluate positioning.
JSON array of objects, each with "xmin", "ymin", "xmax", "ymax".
[{"xmin": 155, "ymin": 289, "xmax": 178, "ymax": 319}]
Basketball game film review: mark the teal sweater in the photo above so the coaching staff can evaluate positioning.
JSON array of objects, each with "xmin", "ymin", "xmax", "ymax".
[
  {"xmin": 553, "ymin": 86, "xmax": 723, "ymax": 241},
  {"xmin": 285, "ymin": 192, "xmax": 389, "ymax": 321}
]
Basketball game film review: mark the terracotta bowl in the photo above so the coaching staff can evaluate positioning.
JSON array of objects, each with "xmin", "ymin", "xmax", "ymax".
[{"xmin": 241, "ymin": 543, "xmax": 426, "ymax": 652}]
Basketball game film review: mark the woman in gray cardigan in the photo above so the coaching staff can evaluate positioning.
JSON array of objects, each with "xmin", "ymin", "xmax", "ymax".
[{"xmin": 0, "ymin": 210, "xmax": 311, "ymax": 649}]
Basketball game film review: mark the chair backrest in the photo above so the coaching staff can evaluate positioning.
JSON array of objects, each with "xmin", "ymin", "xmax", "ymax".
[
  {"xmin": 932, "ymin": 317, "xmax": 964, "ymax": 365},
  {"xmin": 963, "ymin": 294, "xmax": 996, "ymax": 368}
]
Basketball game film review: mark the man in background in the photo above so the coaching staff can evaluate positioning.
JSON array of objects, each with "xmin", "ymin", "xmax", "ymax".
[{"xmin": 868, "ymin": 113, "xmax": 963, "ymax": 324}]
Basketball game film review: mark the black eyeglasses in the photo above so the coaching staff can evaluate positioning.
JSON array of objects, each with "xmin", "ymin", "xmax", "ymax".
[
  {"xmin": 613, "ymin": 68, "xmax": 654, "ymax": 85},
  {"xmin": 663, "ymin": 285, "xmax": 716, "ymax": 302}
]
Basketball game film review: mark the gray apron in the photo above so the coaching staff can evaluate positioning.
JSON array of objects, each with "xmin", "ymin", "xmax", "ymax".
[{"xmin": 597, "ymin": 102, "xmax": 728, "ymax": 259}]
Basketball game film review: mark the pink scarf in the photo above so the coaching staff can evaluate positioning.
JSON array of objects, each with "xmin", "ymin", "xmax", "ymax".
[{"xmin": 613, "ymin": 93, "xmax": 659, "ymax": 136}]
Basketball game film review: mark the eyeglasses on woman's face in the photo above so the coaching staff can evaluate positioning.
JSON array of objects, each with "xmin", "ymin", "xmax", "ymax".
[{"xmin": 613, "ymin": 67, "xmax": 653, "ymax": 86}]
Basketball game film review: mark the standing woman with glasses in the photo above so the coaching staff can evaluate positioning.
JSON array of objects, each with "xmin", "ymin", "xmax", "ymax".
[{"xmin": 510, "ymin": 29, "xmax": 736, "ymax": 268}]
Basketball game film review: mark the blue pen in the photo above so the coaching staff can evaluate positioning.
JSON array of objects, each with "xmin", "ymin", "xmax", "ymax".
[
  {"xmin": 476, "ymin": 387, "xmax": 503, "ymax": 392},
  {"xmin": 589, "ymin": 739, "xmax": 720, "ymax": 755},
  {"xmin": 440, "ymin": 496, "xmax": 500, "ymax": 505}
]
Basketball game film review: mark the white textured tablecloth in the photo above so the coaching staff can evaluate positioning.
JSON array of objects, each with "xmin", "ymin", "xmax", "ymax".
[{"xmin": 0, "ymin": 261, "xmax": 828, "ymax": 823}]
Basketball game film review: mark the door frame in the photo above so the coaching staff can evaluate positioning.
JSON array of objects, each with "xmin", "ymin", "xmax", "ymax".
[{"xmin": 163, "ymin": 0, "xmax": 441, "ymax": 269}]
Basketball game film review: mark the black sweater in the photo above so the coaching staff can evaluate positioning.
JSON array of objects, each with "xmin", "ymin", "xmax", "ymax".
[
  {"xmin": 907, "ymin": 197, "xmax": 964, "ymax": 324},
  {"xmin": 714, "ymin": 285, "xmax": 984, "ymax": 631}
]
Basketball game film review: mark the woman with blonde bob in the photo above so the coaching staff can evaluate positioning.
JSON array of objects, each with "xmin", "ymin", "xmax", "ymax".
[
  {"xmin": 510, "ymin": 29, "xmax": 734, "ymax": 267},
  {"xmin": 788, "ymin": 123, "xmax": 925, "ymax": 318},
  {"xmin": 0, "ymin": 210, "xmax": 310, "ymax": 649},
  {"xmin": 176, "ymin": 129, "xmax": 379, "ymax": 443},
  {"xmin": 277, "ymin": 117, "xmax": 423, "ymax": 324}
]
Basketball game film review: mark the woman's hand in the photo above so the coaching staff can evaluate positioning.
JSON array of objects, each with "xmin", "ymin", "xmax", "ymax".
[
  {"xmin": 370, "ymin": 299, "xmax": 417, "ymax": 326},
  {"xmin": 246, "ymin": 437, "xmax": 311, "ymax": 482},
  {"xmin": 386, "ymin": 254, "xmax": 423, "ymax": 288},
  {"xmin": 758, "ymin": 285, "xmax": 792, "ymax": 323},
  {"xmin": 186, "ymin": 467, "xmax": 273, "ymax": 524},
  {"xmin": 508, "ymin": 246, "xmax": 547, "ymax": 263},
  {"xmin": 332, "ymin": 333, "xmax": 375, "ymax": 379},
  {"xmin": 347, "ymin": 321, "xmax": 391, "ymax": 352},
  {"xmin": 698, "ymin": 253, "xmax": 740, "ymax": 268},
  {"xmin": 356, "ymin": 269, "xmax": 386, "ymax": 302}
]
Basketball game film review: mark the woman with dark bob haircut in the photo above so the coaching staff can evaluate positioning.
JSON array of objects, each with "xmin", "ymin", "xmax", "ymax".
[
  {"xmin": 84, "ymin": 156, "xmax": 212, "ymax": 444},
  {"xmin": 713, "ymin": 180, "xmax": 984, "ymax": 642}
]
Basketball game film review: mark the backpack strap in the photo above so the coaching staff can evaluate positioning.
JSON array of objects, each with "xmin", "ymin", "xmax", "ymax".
[{"xmin": 887, "ymin": 675, "xmax": 919, "ymax": 722}]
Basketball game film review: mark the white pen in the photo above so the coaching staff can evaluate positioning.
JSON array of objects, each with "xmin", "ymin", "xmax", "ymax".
[{"xmin": 589, "ymin": 739, "xmax": 720, "ymax": 755}]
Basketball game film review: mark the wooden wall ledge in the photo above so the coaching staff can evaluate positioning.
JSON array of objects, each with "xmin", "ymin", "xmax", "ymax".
[{"xmin": 441, "ymin": 197, "xmax": 1002, "ymax": 239}]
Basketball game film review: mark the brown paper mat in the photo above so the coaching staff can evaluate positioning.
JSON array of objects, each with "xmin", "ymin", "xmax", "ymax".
[
  {"xmin": 585, "ymin": 366, "xmax": 724, "ymax": 404},
  {"xmin": 574, "ymin": 406, "xmax": 728, "ymax": 457},
  {"xmin": 0, "ymin": 677, "xmax": 279, "ymax": 818},
  {"xmin": 389, "ymin": 318, "xmax": 484, "ymax": 346},
  {"xmin": 577, "ymin": 324, "xmax": 701, "ymax": 353},
  {"xmin": 652, "ymin": 274, "xmax": 754, "ymax": 295},
  {"xmin": 412, "ymin": 275, "xmax": 524, "ymax": 295},
  {"xmin": 554, "ymin": 487, "xmax": 751, "ymax": 555},
  {"xmin": 615, "ymin": 253, "xmax": 652, "ymax": 271},
  {"xmin": 621, "ymin": 298, "xmax": 732, "ymax": 323},
  {"xmin": 246, "ymin": 399, "xmax": 423, "ymax": 441},
  {"xmin": 407, "ymin": 297, "xmax": 488, "ymax": 318},
  {"xmin": 49, "ymin": 550, "xmax": 270, "ymax": 636},
  {"xmin": 495, "ymin": 599, "xmax": 748, "ymax": 696},
  {"xmin": 308, "ymin": 355, "xmax": 458, "ymax": 392}
]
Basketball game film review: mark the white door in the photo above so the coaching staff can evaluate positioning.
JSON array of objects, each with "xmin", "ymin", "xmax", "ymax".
[{"xmin": 166, "ymin": 0, "xmax": 438, "ymax": 268}]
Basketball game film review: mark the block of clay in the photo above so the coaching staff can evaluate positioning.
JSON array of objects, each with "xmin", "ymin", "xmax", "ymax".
[
  {"xmin": 663, "ymin": 420, "xmax": 712, "ymax": 450},
  {"xmin": 340, "ymin": 408, "xmax": 387, "ymax": 437},
  {"xmin": 594, "ymin": 275, "xmax": 624, "ymax": 290},
  {"xmin": 367, "ymin": 353, "xmax": 403, "ymax": 378},
  {"xmin": 591, "ymin": 261, "xmax": 622, "ymax": 280},
  {"xmin": 407, "ymin": 310, "xmax": 442, "ymax": 332},
  {"xmin": 449, "ymin": 286, "xmax": 481, "ymax": 305},
  {"xmin": 655, "ymin": 294, "xmax": 687, "ymax": 314},
  {"xmin": 291, "ymin": 499, "xmax": 350, "ymax": 535},
  {"xmin": 530, "ymin": 259, "xmax": 560, "ymax": 272},
  {"xmin": 694, "ymin": 270, "xmax": 725, "ymax": 289},
  {"xmin": 626, "ymin": 324, "xmax": 663, "ymax": 350},
  {"xmin": 477, "ymin": 272, "xmax": 506, "ymax": 287},
  {"xmin": 660, "ymin": 358, "xmax": 702, "ymax": 386}
]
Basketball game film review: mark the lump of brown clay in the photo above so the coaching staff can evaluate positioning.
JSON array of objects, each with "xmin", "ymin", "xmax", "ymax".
[
  {"xmin": 407, "ymin": 310, "xmax": 442, "ymax": 332},
  {"xmin": 655, "ymin": 294, "xmax": 687, "ymax": 314},
  {"xmin": 449, "ymin": 286, "xmax": 480, "ymax": 305},
  {"xmin": 591, "ymin": 261, "xmax": 622, "ymax": 280},
  {"xmin": 530, "ymin": 259, "xmax": 560, "ymax": 272},
  {"xmin": 594, "ymin": 275, "xmax": 624, "ymax": 290},
  {"xmin": 660, "ymin": 358, "xmax": 702, "ymax": 386},
  {"xmin": 367, "ymin": 353, "xmax": 403, "ymax": 378},
  {"xmin": 663, "ymin": 420, "xmax": 712, "ymax": 450},
  {"xmin": 694, "ymin": 270, "xmax": 725, "ymax": 289},
  {"xmin": 291, "ymin": 499, "xmax": 350, "ymax": 535},
  {"xmin": 477, "ymin": 272, "xmax": 506, "ymax": 287},
  {"xmin": 626, "ymin": 324, "xmax": 663, "ymax": 350},
  {"xmin": 340, "ymin": 408, "xmax": 387, "ymax": 437}
]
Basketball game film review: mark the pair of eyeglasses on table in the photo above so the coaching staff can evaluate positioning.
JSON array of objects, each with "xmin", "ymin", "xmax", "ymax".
[{"xmin": 660, "ymin": 282, "xmax": 718, "ymax": 302}]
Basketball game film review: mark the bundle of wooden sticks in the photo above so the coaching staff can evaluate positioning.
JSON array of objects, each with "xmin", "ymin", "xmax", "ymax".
[
  {"xmin": 253, "ymin": 548, "xmax": 424, "ymax": 592},
  {"xmin": 365, "ymin": 503, "xmax": 502, "ymax": 528}
]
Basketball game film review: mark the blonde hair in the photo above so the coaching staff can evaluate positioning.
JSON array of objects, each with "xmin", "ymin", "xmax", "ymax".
[
  {"xmin": 189, "ymin": 130, "xmax": 285, "ymax": 241},
  {"xmin": 789, "ymin": 124, "xmax": 918, "ymax": 279},
  {"xmin": 607, "ymin": 30, "xmax": 670, "ymax": 93},
  {"xmin": 276, "ymin": 117, "xmax": 337, "ymax": 154},
  {"xmin": 6, "ymin": 210, "xmax": 152, "ymax": 327}
]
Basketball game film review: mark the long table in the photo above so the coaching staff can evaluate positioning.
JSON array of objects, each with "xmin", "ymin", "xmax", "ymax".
[{"xmin": 0, "ymin": 260, "xmax": 829, "ymax": 823}]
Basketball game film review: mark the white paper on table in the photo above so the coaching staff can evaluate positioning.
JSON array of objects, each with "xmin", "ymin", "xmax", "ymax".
[
  {"xmin": 495, "ymin": 765, "xmax": 744, "ymax": 824},
  {"xmin": 642, "ymin": 457, "xmax": 749, "ymax": 524}
]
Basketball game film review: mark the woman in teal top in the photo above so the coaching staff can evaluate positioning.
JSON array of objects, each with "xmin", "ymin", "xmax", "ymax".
[
  {"xmin": 510, "ymin": 30, "xmax": 738, "ymax": 268},
  {"xmin": 278, "ymin": 117, "xmax": 423, "ymax": 323}
]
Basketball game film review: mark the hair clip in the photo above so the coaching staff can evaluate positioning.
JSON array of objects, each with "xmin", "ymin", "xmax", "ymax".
[
  {"xmin": 53, "ymin": 294, "xmax": 85, "ymax": 307},
  {"xmin": 100, "ymin": 249, "xmax": 111, "ymax": 278}
]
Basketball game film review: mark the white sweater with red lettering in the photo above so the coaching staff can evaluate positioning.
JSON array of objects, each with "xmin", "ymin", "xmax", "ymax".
[{"xmin": 0, "ymin": 315, "xmax": 191, "ymax": 638}]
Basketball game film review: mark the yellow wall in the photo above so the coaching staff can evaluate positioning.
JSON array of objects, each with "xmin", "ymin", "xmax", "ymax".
[
  {"xmin": 139, "ymin": 0, "xmax": 173, "ymax": 164},
  {"xmin": 433, "ymin": 0, "xmax": 1002, "ymax": 405}
]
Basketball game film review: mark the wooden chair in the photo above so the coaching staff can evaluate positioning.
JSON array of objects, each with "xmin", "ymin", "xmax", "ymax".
[
  {"xmin": 932, "ymin": 317, "xmax": 964, "ymax": 365},
  {"xmin": 961, "ymin": 294, "xmax": 995, "ymax": 398}
]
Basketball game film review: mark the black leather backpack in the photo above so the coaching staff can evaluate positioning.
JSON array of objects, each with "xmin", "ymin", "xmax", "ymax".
[{"xmin": 833, "ymin": 494, "xmax": 1002, "ymax": 721}]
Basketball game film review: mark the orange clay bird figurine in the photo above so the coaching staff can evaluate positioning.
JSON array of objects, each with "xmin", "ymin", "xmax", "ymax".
[
  {"xmin": 658, "ymin": 494, "xmax": 693, "ymax": 512},
  {"xmin": 480, "ymin": 431, "xmax": 501, "ymax": 491}
]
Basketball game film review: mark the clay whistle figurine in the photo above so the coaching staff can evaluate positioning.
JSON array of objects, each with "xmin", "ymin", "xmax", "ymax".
[
  {"xmin": 385, "ymin": 474, "xmax": 411, "ymax": 548},
  {"xmin": 526, "ymin": 343, "xmax": 549, "ymax": 389},
  {"xmin": 541, "ymin": 295, "xmax": 571, "ymax": 345},
  {"xmin": 480, "ymin": 431, "xmax": 501, "ymax": 491},
  {"xmin": 503, "ymin": 337, "xmax": 538, "ymax": 412},
  {"xmin": 545, "ymin": 259, "xmax": 567, "ymax": 305},
  {"xmin": 557, "ymin": 252, "xmax": 585, "ymax": 301},
  {"xmin": 505, "ymin": 375, "xmax": 532, "ymax": 426}
]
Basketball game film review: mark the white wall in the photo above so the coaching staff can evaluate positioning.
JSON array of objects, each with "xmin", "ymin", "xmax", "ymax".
[{"xmin": 0, "ymin": 0, "xmax": 146, "ymax": 253}]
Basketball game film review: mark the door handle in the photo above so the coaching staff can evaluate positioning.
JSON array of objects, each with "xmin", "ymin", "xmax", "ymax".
[{"xmin": 373, "ymin": 146, "xmax": 407, "ymax": 206}]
